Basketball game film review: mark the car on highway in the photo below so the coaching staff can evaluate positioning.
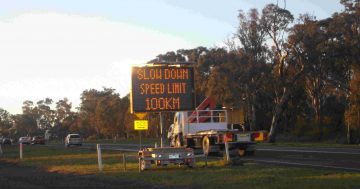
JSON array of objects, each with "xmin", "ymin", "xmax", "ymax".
[
  {"xmin": 19, "ymin": 136, "xmax": 31, "ymax": 144},
  {"xmin": 65, "ymin": 134, "xmax": 82, "ymax": 147},
  {"xmin": 31, "ymin": 136, "xmax": 45, "ymax": 145}
]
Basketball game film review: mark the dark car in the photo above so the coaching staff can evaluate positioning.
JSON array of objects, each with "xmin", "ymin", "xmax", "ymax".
[
  {"xmin": 2, "ymin": 138, "xmax": 12, "ymax": 145},
  {"xmin": 31, "ymin": 136, "xmax": 45, "ymax": 145}
]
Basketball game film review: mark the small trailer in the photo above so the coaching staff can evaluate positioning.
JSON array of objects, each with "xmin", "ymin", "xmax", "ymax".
[{"xmin": 138, "ymin": 147, "xmax": 195, "ymax": 171}]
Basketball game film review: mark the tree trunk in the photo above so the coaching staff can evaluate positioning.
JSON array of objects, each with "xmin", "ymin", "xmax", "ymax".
[
  {"xmin": 313, "ymin": 96, "xmax": 323, "ymax": 140},
  {"xmin": 250, "ymin": 103, "xmax": 257, "ymax": 131},
  {"xmin": 268, "ymin": 88, "xmax": 291, "ymax": 143},
  {"xmin": 347, "ymin": 121, "xmax": 351, "ymax": 144}
]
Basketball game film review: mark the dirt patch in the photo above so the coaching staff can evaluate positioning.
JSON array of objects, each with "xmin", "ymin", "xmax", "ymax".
[{"xmin": 0, "ymin": 160, "xmax": 161, "ymax": 189}]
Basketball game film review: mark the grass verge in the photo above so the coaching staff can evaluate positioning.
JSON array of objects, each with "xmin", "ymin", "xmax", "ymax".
[{"xmin": 1, "ymin": 144, "xmax": 360, "ymax": 189}]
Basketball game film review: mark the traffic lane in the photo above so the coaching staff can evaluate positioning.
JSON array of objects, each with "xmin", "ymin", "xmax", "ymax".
[
  {"xmin": 257, "ymin": 145, "xmax": 360, "ymax": 155},
  {"xmin": 249, "ymin": 148, "xmax": 360, "ymax": 172}
]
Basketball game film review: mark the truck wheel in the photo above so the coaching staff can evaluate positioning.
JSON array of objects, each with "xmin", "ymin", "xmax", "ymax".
[
  {"xmin": 202, "ymin": 136, "xmax": 210, "ymax": 156},
  {"xmin": 238, "ymin": 148, "xmax": 246, "ymax": 157}
]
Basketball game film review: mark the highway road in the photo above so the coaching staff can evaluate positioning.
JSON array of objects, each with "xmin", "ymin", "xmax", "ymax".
[
  {"xmin": 246, "ymin": 146, "xmax": 360, "ymax": 172},
  {"xmin": 50, "ymin": 143, "xmax": 360, "ymax": 172}
]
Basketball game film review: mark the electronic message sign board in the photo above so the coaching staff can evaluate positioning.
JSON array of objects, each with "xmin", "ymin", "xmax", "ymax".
[{"xmin": 131, "ymin": 65, "xmax": 195, "ymax": 112}]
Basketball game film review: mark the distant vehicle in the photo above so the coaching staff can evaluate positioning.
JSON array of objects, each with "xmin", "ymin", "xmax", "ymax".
[
  {"xmin": 2, "ymin": 138, "xmax": 12, "ymax": 145},
  {"xmin": 65, "ymin": 134, "xmax": 82, "ymax": 147},
  {"xmin": 19, "ymin": 137, "xmax": 31, "ymax": 144},
  {"xmin": 31, "ymin": 136, "xmax": 45, "ymax": 145}
]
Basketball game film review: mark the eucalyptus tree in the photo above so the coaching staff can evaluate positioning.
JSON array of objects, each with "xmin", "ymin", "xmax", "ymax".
[
  {"xmin": 260, "ymin": 4, "xmax": 297, "ymax": 142},
  {"xmin": 53, "ymin": 98, "xmax": 77, "ymax": 139},
  {"xmin": 34, "ymin": 98, "xmax": 55, "ymax": 131},
  {"xmin": 0, "ymin": 108, "xmax": 12, "ymax": 137},
  {"xmin": 338, "ymin": 0, "xmax": 360, "ymax": 143},
  {"xmin": 12, "ymin": 114, "xmax": 37, "ymax": 137},
  {"xmin": 78, "ymin": 88, "xmax": 129, "ymax": 139},
  {"xmin": 232, "ymin": 8, "xmax": 270, "ymax": 131}
]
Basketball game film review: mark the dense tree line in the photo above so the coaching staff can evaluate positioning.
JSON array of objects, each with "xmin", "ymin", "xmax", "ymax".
[{"xmin": 0, "ymin": 0, "xmax": 359, "ymax": 143}]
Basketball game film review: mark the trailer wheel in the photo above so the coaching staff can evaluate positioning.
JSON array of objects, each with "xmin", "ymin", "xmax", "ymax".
[
  {"xmin": 140, "ymin": 158, "xmax": 148, "ymax": 171},
  {"xmin": 202, "ymin": 136, "xmax": 210, "ymax": 156}
]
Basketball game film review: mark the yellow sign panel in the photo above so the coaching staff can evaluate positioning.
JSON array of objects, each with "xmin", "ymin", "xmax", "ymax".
[{"xmin": 134, "ymin": 120, "xmax": 148, "ymax": 130}]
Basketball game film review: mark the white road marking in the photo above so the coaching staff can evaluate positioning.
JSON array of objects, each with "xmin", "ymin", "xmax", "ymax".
[{"xmin": 257, "ymin": 148, "xmax": 360, "ymax": 155}]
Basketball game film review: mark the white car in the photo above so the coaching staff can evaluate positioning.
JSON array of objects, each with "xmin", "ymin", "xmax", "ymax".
[
  {"xmin": 19, "ymin": 136, "xmax": 31, "ymax": 144},
  {"xmin": 65, "ymin": 134, "xmax": 82, "ymax": 147}
]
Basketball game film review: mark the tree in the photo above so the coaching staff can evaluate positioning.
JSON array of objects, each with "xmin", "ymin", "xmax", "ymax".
[
  {"xmin": 340, "ymin": 0, "xmax": 360, "ymax": 143},
  {"xmin": 12, "ymin": 114, "xmax": 38, "ymax": 137},
  {"xmin": 94, "ymin": 88, "xmax": 124, "ymax": 138},
  {"xmin": 78, "ymin": 88, "xmax": 129, "ymax": 139},
  {"xmin": 260, "ymin": 4, "xmax": 299, "ymax": 142},
  {"xmin": 78, "ymin": 89, "xmax": 102, "ymax": 137},
  {"xmin": 345, "ymin": 64, "xmax": 360, "ymax": 143},
  {"xmin": 0, "ymin": 108, "xmax": 12, "ymax": 137},
  {"xmin": 285, "ymin": 15, "xmax": 333, "ymax": 139},
  {"xmin": 232, "ymin": 8, "xmax": 271, "ymax": 131},
  {"xmin": 52, "ymin": 98, "xmax": 76, "ymax": 139},
  {"xmin": 34, "ymin": 98, "xmax": 55, "ymax": 131}
]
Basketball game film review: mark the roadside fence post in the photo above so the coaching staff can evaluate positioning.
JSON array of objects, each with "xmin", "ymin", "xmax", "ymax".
[
  {"xmin": 123, "ymin": 154, "xmax": 127, "ymax": 172},
  {"xmin": 205, "ymin": 155, "xmax": 208, "ymax": 167},
  {"xmin": 19, "ymin": 143, "xmax": 23, "ymax": 159},
  {"xmin": 97, "ymin": 144, "xmax": 103, "ymax": 172},
  {"xmin": 225, "ymin": 140, "xmax": 230, "ymax": 162}
]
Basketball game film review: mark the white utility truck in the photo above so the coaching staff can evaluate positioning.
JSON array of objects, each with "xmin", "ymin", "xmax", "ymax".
[{"xmin": 167, "ymin": 97, "xmax": 256, "ymax": 156}]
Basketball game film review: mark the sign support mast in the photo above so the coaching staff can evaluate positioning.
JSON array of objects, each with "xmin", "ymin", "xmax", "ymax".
[{"xmin": 160, "ymin": 112, "xmax": 164, "ymax": 147}]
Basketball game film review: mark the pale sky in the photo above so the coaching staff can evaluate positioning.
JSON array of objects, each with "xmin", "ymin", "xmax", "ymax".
[{"xmin": 0, "ymin": 0, "xmax": 343, "ymax": 114}]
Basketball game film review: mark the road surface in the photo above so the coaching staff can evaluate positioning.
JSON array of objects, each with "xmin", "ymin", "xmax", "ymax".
[{"xmin": 247, "ymin": 146, "xmax": 360, "ymax": 172}]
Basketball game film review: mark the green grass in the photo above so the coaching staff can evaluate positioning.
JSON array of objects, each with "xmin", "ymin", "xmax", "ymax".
[{"xmin": 1, "ymin": 145, "xmax": 360, "ymax": 189}]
